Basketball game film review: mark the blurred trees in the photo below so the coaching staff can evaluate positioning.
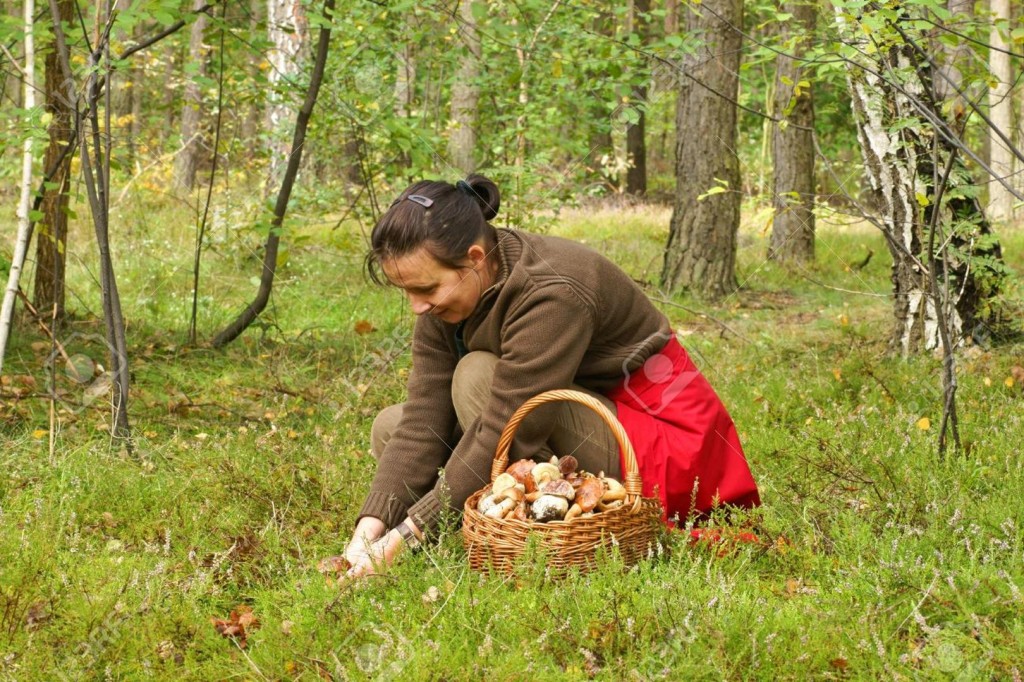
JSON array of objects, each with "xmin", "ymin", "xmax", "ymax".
[{"xmin": 0, "ymin": 0, "xmax": 1019, "ymax": 369}]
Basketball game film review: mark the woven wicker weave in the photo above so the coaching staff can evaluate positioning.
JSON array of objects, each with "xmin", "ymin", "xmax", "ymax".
[{"xmin": 462, "ymin": 389, "xmax": 663, "ymax": 576}]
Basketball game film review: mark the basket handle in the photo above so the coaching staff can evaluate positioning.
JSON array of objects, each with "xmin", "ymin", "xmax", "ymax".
[{"xmin": 491, "ymin": 389, "xmax": 643, "ymax": 500}]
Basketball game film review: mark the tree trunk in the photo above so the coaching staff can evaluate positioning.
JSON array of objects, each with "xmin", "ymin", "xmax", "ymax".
[
  {"xmin": 265, "ymin": 0, "xmax": 307, "ymax": 192},
  {"xmin": 625, "ymin": 0, "xmax": 650, "ymax": 196},
  {"xmin": 0, "ymin": 0, "xmax": 36, "ymax": 377},
  {"xmin": 447, "ymin": 0, "xmax": 480, "ymax": 174},
  {"xmin": 32, "ymin": 0, "xmax": 74, "ymax": 323},
  {"xmin": 213, "ymin": 0, "xmax": 334, "ymax": 347},
  {"xmin": 661, "ymin": 0, "xmax": 742, "ymax": 299},
  {"xmin": 240, "ymin": 0, "xmax": 263, "ymax": 146},
  {"xmin": 768, "ymin": 0, "xmax": 815, "ymax": 263},
  {"xmin": 395, "ymin": 43, "xmax": 415, "ymax": 119},
  {"xmin": 988, "ymin": 0, "xmax": 1015, "ymax": 223},
  {"xmin": 173, "ymin": 0, "xmax": 210, "ymax": 192},
  {"xmin": 664, "ymin": 0, "xmax": 678, "ymax": 34},
  {"xmin": 839, "ymin": 11, "xmax": 1005, "ymax": 355}
]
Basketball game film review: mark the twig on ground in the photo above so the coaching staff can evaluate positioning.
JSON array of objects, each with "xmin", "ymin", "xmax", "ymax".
[{"xmin": 647, "ymin": 296, "xmax": 753, "ymax": 343}]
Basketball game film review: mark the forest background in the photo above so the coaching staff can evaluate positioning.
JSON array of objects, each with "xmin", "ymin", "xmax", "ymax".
[{"xmin": 1, "ymin": 0, "xmax": 1023, "ymax": 679}]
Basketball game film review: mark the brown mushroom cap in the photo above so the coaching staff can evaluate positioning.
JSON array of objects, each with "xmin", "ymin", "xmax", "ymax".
[
  {"xmin": 540, "ymin": 478, "xmax": 576, "ymax": 500},
  {"xmin": 574, "ymin": 477, "xmax": 605, "ymax": 512},
  {"xmin": 557, "ymin": 455, "xmax": 578, "ymax": 476},
  {"xmin": 506, "ymin": 459, "xmax": 537, "ymax": 485}
]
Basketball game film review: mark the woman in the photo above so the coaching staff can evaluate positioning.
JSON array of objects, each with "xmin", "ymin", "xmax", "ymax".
[{"xmin": 337, "ymin": 175, "xmax": 760, "ymax": 579}]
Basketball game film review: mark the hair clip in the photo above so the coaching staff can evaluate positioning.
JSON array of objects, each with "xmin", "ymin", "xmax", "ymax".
[{"xmin": 406, "ymin": 194, "xmax": 434, "ymax": 208}]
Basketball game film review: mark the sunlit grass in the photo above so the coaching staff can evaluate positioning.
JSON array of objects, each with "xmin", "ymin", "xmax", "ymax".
[{"xmin": 1, "ymin": 191, "xmax": 1023, "ymax": 679}]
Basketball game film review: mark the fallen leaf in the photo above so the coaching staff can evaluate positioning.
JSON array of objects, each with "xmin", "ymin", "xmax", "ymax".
[
  {"xmin": 354, "ymin": 320, "xmax": 376, "ymax": 335},
  {"xmin": 211, "ymin": 605, "xmax": 260, "ymax": 648},
  {"xmin": 831, "ymin": 657, "xmax": 849, "ymax": 669},
  {"xmin": 916, "ymin": 417, "xmax": 930, "ymax": 431},
  {"xmin": 32, "ymin": 429, "xmax": 48, "ymax": 439},
  {"xmin": 1011, "ymin": 365, "xmax": 1024, "ymax": 385},
  {"xmin": 280, "ymin": 620, "xmax": 294, "ymax": 636},
  {"xmin": 983, "ymin": 377, "xmax": 992, "ymax": 387},
  {"xmin": 1005, "ymin": 376, "xmax": 1016, "ymax": 388}
]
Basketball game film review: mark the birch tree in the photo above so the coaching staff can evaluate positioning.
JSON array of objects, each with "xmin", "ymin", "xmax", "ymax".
[
  {"xmin": 265, "ymin": 0, "xmax": 307, "ymax": 191},
  {"xmin": 837, "ymin": 6, "xmax": 1007, "ymax": 356},
  {"xmin": 988, "ymin": 0, "xmax": 1016, "ymax": 223},
  {"xmin": 0, "ymin": 0, "xmax": 35, "ymax": 377}
]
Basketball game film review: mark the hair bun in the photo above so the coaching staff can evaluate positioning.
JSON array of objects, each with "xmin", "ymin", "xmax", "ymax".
[{"xmin": 463, "ymin": 174, "xmax": 500, "ymax": 221}]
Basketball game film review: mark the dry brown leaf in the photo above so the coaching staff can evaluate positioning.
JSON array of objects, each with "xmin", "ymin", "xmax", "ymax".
[
  {"xmin": 210, "ymin": 604, "xmax": 260, "ymax": 648},
  {"xmin": 354, "ymin": 320, "xmax": 376, "ymax": 335}
]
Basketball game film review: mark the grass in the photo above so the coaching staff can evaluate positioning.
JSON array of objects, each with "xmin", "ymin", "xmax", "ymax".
[{"xmin": 1, "ymin": 190, "xmax": 1023, "ymax": 680}]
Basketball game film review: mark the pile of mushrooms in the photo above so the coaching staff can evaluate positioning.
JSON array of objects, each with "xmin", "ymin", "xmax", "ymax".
[{"xmin": 476, "ymin": 455, "xmax": 627, "ymax": 523}]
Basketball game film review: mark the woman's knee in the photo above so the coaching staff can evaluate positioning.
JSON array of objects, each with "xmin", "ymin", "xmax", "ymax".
[
  {"xmin": 370, "ymin": 403, "xmax": 405, "ymax": 460},
  {"xmin": 452, "ymin": 351, "xmax": 498, "ymax": 427}
]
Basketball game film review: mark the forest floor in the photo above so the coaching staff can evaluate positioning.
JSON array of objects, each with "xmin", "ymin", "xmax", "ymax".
[{"xmin": 1, "ymin": 197, "xmax": 1023, "ymax": 680}]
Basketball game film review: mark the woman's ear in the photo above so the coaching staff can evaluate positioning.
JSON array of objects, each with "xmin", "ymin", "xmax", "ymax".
[{"xmin": 466, "ymin": 243, "xmax": 487, "ymax": 267}]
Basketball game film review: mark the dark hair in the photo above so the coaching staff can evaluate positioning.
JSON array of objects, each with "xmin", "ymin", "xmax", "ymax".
[{"xmin": 364, "ymin": 174, "xmax": 501, "ymax": 286}]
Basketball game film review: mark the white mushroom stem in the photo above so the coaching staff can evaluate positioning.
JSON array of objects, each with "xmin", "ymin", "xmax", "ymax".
[{"xmin": 485, "ymin": 498, "xmax": 517, "ymax": 519}]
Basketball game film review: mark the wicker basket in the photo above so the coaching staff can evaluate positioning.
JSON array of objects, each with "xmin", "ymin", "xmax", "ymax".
[{"xmin": 462, "ymin": 389, "xmax": 663, "ymax": 576}]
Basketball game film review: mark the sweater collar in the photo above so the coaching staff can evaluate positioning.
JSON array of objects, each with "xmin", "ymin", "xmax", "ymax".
[{"xmin": 472, "ymin": 228, "xmax": 521, "ymax": 313}]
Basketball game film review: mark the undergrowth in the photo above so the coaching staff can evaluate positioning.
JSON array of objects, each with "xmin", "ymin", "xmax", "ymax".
[{"xmin": 1, "ymin": 195, "xmax": 1023, "ymax": 680}]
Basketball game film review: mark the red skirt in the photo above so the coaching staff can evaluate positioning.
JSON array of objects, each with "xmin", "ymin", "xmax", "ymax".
[{"xmin": 605, "ymin": 337, "xmax": 760, "ymax": 526}]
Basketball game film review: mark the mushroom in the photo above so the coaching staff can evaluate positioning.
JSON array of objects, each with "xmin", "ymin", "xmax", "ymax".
[
  {"xmin": 477, "ymin": 493, "xmax": 499, "ymax": 515},
  {"xmin": 491, "ymin": 473, "xmax": 518, "ymax": 499},
  {"xmin": 494, "ymin": 485, "xmax": 524, "ymax": 504},
  {"xmin": 594, "ymin": 475, "xmax": 627, "ymax": 513},
  {"xmin": 601, "ymin": 476, "xmax": 627, "ymax": 503},
  {"xmin": 557, "ymin": 455, "xmax": 578, "ymax": 477},
  {"xmin": 540, "ymin": 479, "xmax": 576, "ymax": 501},
  {"xmin": 512, "ymin": 501, "xmax": 529, "ymax": 522},
  {"xmin": 564, "ymin": 477, "xmax": 605, "ymax": 522},
  {"xmin": 506, "ymin": 459, "xmax": 537, "ymax": 486},
  {"xmin": 532, "ymin": 495, "xmax": 569, "ymax": 522},
  {"xmin": 485, "ymin": 497, "xmax": 517, "ymax": 519},
  {"xmin": 530, "ymin": 462, "xmax": 561, "ymax": 491}
]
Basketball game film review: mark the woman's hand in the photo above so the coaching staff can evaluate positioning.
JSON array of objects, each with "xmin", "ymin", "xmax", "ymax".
[
  {"xmin": 345, "ymin": 529, "xmax": 404, "ymax": 580},
  {"xmin": 336, "ymin": 517, "xmax": 387, "ymax": 572}
]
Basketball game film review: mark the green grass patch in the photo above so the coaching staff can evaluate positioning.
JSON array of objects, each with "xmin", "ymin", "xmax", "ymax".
[{"xmin": 1, "ymin": 196, "xmax": 1023, "ymax": 679}]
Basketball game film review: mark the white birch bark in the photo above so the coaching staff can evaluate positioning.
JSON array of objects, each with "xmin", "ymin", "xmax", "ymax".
[
  {"xmin": 988, "ymin": 0, "xmax": 1015, "ymax": 223},
  {"xmin": 265, "ymin": 0, "xmax": 306, "ymax": 191},
  {"xmin": 0, "ymin": 0, "xmax": 36, "ymax": 377}
]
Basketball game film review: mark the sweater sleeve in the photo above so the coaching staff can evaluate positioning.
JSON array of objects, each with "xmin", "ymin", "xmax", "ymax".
[
  {"xmin": 357, "ymin": 314, "xmax": 459, "ymax": 529},
  {"xmin": 406, "ymin": 283, "xmax": 597, "ymax": 535}
]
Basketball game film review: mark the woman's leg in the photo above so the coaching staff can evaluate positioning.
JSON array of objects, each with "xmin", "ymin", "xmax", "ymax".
[
  {"xmin": 451, "ymin": 351, "xmax": 622, "ymax": 478},
  {"xmin": 369, "ymin": 403, "xmax": 404, "ymax": 460}
]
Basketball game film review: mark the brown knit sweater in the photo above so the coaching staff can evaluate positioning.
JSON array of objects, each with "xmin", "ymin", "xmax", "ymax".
[{"xmin": 358, "ymin": 228, "xmax": 671, "ymax": 535}]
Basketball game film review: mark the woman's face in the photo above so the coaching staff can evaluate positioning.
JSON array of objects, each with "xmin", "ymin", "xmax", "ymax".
[{"xmin": 382, "ymin": 244, "xmax": 491, "ymax": 324}]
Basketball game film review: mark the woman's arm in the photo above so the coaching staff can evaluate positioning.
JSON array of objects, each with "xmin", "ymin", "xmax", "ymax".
[{"xmin": 357, "ymin": 314, "xmax": 459, "ymax": 529}]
